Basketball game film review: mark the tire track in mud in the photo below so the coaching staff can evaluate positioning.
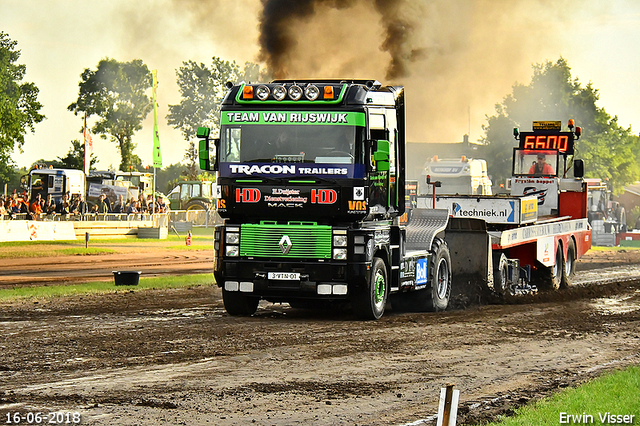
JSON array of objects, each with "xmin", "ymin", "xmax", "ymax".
[{"xmin": 0, "ymin": 252, "xmax": 639, "ymax": 425}]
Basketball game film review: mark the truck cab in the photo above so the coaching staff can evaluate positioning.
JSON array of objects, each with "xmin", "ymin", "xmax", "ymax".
[
  {"xmin": 198, "ymin": 80, "xmax": 451, "ymax": 319},
  {"xmin": 420, "ymin": 156, "xmax": 492, "ymax": 195},
  {"xmin": 510, "ymin": 120, "xmax": 587, "ymax": 219}
]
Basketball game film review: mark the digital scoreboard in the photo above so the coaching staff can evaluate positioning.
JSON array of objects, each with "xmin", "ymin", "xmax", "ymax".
[
  {"xmin": 516, "ymin": 120, "xmax": 578, "ymax": 155},
  {"xmin": 518, "ymin": 131, "xmax": 575, "ymax": 155}
]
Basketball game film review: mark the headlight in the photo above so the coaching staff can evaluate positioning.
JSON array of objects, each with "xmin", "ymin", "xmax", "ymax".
[
  {"xmin": 304, "ymin": 84, "xmax": 319, "ymax": 101},
  {"xmin": 226, "ymin": 245, "xmax": 239, "ymax": 257},
  {"xmin": 273, "ymin": 85, "xmax": 286, "ymax": 101},
  {"xmin": 226, "ymin": 233, "xmax": 240, "ymax": 244},
  {"xmin": 288, "ymin": 84, "xmax": 303, "ymax": 101},
  {"xmin": 256, "ymin": 85, "xmax": 270, "ymax": 101},
  {"xmin": 333, "ymin": 248, "xmax": 347, "ymax": 260},
  {"xmin": 333, "ymin": 235, "xmax": 347, "ymax": 247}
]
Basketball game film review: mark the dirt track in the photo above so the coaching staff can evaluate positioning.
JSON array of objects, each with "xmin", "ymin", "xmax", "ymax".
[{"xmin": 0, "ymin": 248, "xmax": 639, "ymax": 425}]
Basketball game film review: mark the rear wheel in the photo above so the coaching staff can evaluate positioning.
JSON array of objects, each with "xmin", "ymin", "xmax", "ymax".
[
  {"xmin": 391, "ymin": 238, "xmax": 451, "ymax": 312},
  {"xmin": 425, "ymin": 238, "xmax": 452, "ymax": 311},
  {"xmin": 561, "ymin": 239, "xmax": 576, "ymax": 288},
  {"xmin": 352, "ymin": 257, "xmax": 388, "ymax": 320},
  {"xmin": 537, "ymin": 242, "xmax": 563, "ymax": 291},
  {"xmin": 492, "ymin": 253, "xmax": 510, "ymax": 296},
  {"xmin": 222, "ymin": 289, "xmax": 259, "ymax": 316},
  {"xmin": 186, "ymin": 200, "xmax": 210, "ymax": 226}
]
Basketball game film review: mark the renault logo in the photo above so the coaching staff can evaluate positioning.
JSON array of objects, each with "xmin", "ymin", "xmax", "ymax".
[{"xmin": 279, "ymin": 235, "xmax": 292, "ymax": 254}]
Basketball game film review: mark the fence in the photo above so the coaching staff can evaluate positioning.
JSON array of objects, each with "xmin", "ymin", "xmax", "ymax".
[
  {"xmin": 0, "ymin": 209, "xmax": 223, "ymax": 227},
  {"xmin": 0, "ymin": 208, "xmax": 224, "ymax": 241}
]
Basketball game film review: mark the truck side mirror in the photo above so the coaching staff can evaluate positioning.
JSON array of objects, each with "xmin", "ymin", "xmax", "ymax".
[
  {"xmin": 573, "ymin": 159, "xmax": 584, "ymax": 178},
  {"xmin": 197, "ymin": 127, "xmax": 218, "ymax": 171},
  {"xmin": 20, "ymin": 175, "xmax": 27, "ymax": 189},
  {"xmin": 373, "ymin": 140, "xmax": 390, "ymax": 172}
]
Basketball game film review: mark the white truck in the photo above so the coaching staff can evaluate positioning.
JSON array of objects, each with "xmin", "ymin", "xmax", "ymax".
[
  {"xmin": 22, "ymin": 168, "xmax": 86, "ymax": 204},
  {"xmin": 420, "ymin": 156, "xmax": 492, "ymax": 196}
]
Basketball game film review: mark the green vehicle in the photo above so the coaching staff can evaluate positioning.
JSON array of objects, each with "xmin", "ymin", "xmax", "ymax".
[
  {"xmin": 197, "ymin": 80, "xmax": 452, "ymax": 319},
  {"xmin": 167, "ymin": 180, "xmax": 214, "ymax": 211}
]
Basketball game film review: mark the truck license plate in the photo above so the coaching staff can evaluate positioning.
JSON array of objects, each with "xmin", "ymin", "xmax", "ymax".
[{"xmin": 268, "ymin": 272, "xmax": 300, "ymax": 281}]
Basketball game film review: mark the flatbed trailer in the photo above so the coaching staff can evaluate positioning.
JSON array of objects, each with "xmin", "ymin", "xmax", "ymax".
[{"xmin": 415, "ymin": 120, "xmax": 591, "ymax": 295}]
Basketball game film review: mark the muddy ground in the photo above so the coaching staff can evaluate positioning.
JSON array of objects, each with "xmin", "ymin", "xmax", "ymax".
[{"xmin": 0, "ymin": 248, "xmax": 639, "ymax": 425}]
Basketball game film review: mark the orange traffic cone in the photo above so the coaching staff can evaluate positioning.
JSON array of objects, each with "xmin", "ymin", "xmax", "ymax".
[{"xmin": 186, "ymin": 231, "xmax": 192, "ymax": 246}]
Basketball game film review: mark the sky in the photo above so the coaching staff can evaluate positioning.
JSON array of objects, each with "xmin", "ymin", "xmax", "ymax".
[{"xmin": 2, "ymin": 0, "xmax": 640, "ymax": 171}]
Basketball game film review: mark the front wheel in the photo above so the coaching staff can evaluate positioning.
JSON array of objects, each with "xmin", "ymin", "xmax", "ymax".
[
  {"xmin": 222, "ymin": 289, "xmax": 259, "ymax": 316},
  {"xmin": 352, "ymin": 257, "xmax": 388, "ymax": 320}
]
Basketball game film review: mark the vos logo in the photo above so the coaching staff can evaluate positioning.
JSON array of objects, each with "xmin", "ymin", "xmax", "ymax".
[
  {"xmin": 311, "ymin": 189, "xmax": 337, "ymax": 204},
  {"xmin": 348, "ymin": 200, "xmax": 367, "ymax": 211},
  {"xmin": 235, "ymin": 188, "xmax": 261, "ymax": 203},
  {"xmin": 416, "ymin": 258, "xmax": 428, "ymax": 285}
]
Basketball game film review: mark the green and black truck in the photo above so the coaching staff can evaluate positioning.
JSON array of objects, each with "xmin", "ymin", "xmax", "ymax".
[{"xmin": 197, "ymin": 80, "xmax": 452, "ymax": 319}]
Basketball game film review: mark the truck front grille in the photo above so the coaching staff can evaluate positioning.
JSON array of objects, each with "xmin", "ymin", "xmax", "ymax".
[{"xmin": 239, "ymin": 223, "xmax": 331, "ymax": 259}]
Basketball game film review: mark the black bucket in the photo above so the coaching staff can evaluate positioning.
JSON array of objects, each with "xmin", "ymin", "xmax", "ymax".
[{"xmin": 113, "ymin": 271, "xmax": 141, "ymax": 286}]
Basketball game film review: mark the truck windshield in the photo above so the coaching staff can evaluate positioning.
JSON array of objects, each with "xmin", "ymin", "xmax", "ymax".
[
  {"xmin": 513, "ymin": 149, "xmax": 559, "ymax": 177},
  {"xmin": 220, "ymin": 125, "xmax": 362, "ymax": 164}
]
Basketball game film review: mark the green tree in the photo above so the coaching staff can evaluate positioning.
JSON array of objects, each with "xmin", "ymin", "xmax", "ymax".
[
  {"xmin": 482, "ymin": 58, "xmax": 640, "ymax": 192},
  {"xmin": 57, "ymin": 139, "xmax": 98, "ymax": 171},
  {"xmin": 167, "ymin": 58, "xmax": 262, "ymax": 178},
  {"xmin": 68, "ymin": 58, "xmax": 152, "ymax": 172},
  {"xmin": 0, "ymin": 32, "xmax": 45, "ymax": 183},
  {"xmin": 156, "ymin": 162, "xmax": 185, "ymax": 194}
]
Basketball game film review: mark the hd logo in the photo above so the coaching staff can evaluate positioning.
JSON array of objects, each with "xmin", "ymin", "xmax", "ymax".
[{"xmin": 416, "ymin": 258, "xmax": 428, "ymax": 285}]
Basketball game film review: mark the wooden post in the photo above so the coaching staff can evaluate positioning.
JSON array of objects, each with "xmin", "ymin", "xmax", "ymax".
[{"xmin": 437, "ymin": 383, "xmax": 460, "ymax": 426}]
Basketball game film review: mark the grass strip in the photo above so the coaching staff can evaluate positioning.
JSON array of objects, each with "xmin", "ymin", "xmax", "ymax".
[
  {"xmin": 0, "ymin": 273, "xmax": 215, "ymax": 301},
  {"xmin": 0, "ymin": 247, "xmax": 118, "ymax": 259},
  {"xmin": 590, "ymin": 245, "xmax": 640, "ymax": 252},
  {"xmin": 482, "ymin": 365, "xmax": 640, "ymax": 425}
]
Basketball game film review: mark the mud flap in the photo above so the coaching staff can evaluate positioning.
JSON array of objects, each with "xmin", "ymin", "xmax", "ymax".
[{"xmin": 445, "ymin": 218, "xmax": 493, "ymax": 307}]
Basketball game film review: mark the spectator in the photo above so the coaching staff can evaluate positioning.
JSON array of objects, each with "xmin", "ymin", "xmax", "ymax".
[
  {"xmin": 126, "ymin": 197, "xmax": 136, "ymax": 211},
  {"xmin": 56, "ymin": 194, "xmax": 71, "ymax": 216},
  {"xmin": 97, "ymin": 194, "xmax": 109, "ymax": 214},
  {"xmin": 112, "ymin": 194, "xmax": 126, "ymax": 214},
  {"xmin": 29, "ymin": 194, "xmax": 43, "ymax": 219},
  {"xmin": 155, "ymin": 195, "xmax": 168, "ymax": 213},
  {"xmin": 126, "ymin": 200, "xmax": 139, "ymax": 214},
  {"xmin": 138, "ymin": 193, "xmax": 147, "ymax": 212},
  {"xmin": 146, "ymin": 194, "xmax": 155, "ymax": 213},
  {"xmin": 10, "ymin": 193, "xmax": 21, "ymax": 218},
  {"xmin": 18, "ymin": 196, "xmax": 32, "ymax": 220},
  {"xmin": 43, "ymin": 194, "xmax": 56, "ymax": 216},
  {"xmin": 76, "ymin": 194, "xmax": 88, "ymax": 215},
  {"xmin": 0, "ymin": 197, "xmax": 6, "ymax": 218}
]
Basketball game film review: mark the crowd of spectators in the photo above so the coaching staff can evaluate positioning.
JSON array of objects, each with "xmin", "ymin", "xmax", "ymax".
[{"xmin": 0, "ymin": 191, "xmax": 169, "ymax": 220}]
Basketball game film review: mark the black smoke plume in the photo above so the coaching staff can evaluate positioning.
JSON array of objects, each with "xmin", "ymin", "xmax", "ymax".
[{"xmin": 258, "ymin": 0, "xmax": 420, "ymax": 80}]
